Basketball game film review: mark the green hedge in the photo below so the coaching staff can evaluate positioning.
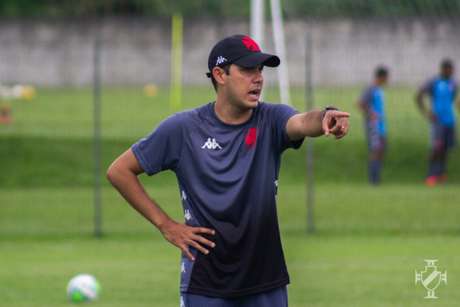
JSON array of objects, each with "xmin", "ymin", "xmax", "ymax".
[{"xmin": 1, "ymin": 0, "xmax": 459, "ymax": 18}]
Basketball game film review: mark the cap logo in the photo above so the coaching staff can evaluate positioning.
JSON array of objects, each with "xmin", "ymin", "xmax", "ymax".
[
  {"xmin": 216, "ymin": 56, "xmax": 227, "ymax": 65},
  {"xmin": 242, "ymin": 36, "xmax": 260, "ymax": 52}
]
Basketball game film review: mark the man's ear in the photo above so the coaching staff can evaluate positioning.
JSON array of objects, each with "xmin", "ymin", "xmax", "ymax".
[{"xmin": 212, "ymin": 66, "xmax": 227, "ymax": 86}]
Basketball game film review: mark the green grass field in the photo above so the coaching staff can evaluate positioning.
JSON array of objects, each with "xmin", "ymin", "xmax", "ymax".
[{"xmin": 1, "ymin": 86, "xmax": 459, "ymax": 306}]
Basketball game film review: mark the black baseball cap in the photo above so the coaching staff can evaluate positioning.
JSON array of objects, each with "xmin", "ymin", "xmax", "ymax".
[{"xmin": 206, "ymin": 34, "xmax": 280, "ymax": 78}]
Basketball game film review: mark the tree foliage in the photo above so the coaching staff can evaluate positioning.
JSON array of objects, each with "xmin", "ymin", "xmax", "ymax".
[{"xmin": 1, "ymin": 0, "xmax": 459, "ymax": 18}]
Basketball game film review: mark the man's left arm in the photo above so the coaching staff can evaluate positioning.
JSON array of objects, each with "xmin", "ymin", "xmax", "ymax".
[
  {"xmin": 286, "ymin": 109, "xmax": 350, "ymax": 141},
  {"xmin": 455, "ymin": 84, "xmax": 460, "ymax": 112}
]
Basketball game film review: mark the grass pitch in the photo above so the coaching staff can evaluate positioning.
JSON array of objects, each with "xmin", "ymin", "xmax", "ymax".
[
  {"xmin": 1, "ymin": 184, "xmax": 460, "ymax": 307},
  {"xmin": 1, "ymin": 86, "xmax": 459, "ymax": 306}
]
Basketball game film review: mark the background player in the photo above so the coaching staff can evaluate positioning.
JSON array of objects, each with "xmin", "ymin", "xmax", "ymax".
[
  {"xmin": 358, "ymin": 66, "xmax": 389, "ymax": 185},
  {"xmin": 0, "ymin": 83, "xmax": 36, "ymax": 125},
  {"xmin": 107, "ymin": 34, "xmax": 349, "ymax": 307},
  {"xmin": 416, "ymin": 59, "xmax": 459, "ymax": 186}
]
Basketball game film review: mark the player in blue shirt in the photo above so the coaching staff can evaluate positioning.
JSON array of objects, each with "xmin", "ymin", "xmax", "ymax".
[
  {"xmin": 107, "ymin": 35, "xmax": 350, "ymax": 307},
  {"xmin": 358, "ymin": 66, "xmax": 389, "ymax": 185},
  {"xmin": 416, "ymin": 59, "xmax": 459, "ymax": 186}
]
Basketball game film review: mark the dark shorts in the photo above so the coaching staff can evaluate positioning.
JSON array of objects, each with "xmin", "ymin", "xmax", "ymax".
[
  {"xmin": 365, "ymin": 122, "xmax": 386, "ymax": 152},
  {"xmin": 431, "ymin": 124, "xmax": 456, "ymax": 151},
  {"xmin": 180, "ymin": 286, "xmax": 288, "ymax": 307}
]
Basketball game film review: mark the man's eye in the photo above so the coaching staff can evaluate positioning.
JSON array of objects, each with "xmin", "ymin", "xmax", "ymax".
[{"xmin": 242, "ymin": 66, "xmax": 263, "ymax": 73}]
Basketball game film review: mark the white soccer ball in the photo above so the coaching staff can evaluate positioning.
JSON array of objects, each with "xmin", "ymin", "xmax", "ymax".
[{"xmin": 66, "ymin": 274, "xmax": 100, "ymax": 303}]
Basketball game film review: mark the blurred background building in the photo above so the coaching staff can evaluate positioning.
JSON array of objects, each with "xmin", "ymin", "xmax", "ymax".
[{"xmin": 1, "ymin": 0, "xmax": 459, "ymax": 87}]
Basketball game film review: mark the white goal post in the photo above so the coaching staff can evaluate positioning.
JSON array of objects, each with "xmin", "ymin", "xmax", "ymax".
[{"xmin": 250, "ymin": 0, "xmax": 291, "ymax": 105}]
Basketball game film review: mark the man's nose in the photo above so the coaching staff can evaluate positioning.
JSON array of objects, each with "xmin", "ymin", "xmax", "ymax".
[{"xmin": 253, "ymin": 70, "xmax": 263, "ymax": 83}]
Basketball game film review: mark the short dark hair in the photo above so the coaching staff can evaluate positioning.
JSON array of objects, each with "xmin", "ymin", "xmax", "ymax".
[
  {"xmin": 375, "ymin": 66, "xmax": 389, "ymax": 78},
  {"xmin": 210, "ymin": 64, "xmax": 231, "ymax": 91},
  {"xmin": 441, "ymin": 58, "xmax": 453, "ymax": 70}
]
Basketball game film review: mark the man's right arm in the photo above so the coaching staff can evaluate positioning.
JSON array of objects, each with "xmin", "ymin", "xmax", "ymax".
[
  {"xmin": 106, "ymin": 149, "xmax": 215, "ymax": 261},
  {"xmin": 415, "ymin": 81, "xmax": 435, "ymax": 122},
  {"xmin": 455, "ymin": 84, "xmax": 460, "ymax": 113},
  {"xmin": 357, "ymin": 98, "xmax": 373, "ymax": 119},
  {"xmin": 357, "ymin": 88, "xmax": 376, "ymax": 121}
]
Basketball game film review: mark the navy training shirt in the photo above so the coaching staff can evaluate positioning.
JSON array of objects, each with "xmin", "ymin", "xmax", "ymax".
[{"xmin": 132, "ymin": 102, "xmax": 303, "ymax": 298}]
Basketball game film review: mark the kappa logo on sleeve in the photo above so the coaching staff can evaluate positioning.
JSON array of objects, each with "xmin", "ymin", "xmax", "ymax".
[
  {"xmin": 184, "ymin": 209, "xmax": 192, "ymax": 221},
  {"xmin": 201, "ymin": 138, "xmax": 222, "ymax": 150}
]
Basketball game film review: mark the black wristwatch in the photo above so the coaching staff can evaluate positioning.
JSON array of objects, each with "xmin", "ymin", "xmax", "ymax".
[{"xmin": 321, "ymin": 106, "xmax": 339, "ymax": 120}]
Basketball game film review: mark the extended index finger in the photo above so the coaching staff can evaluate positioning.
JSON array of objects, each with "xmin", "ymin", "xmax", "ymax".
[{"xmin": 329, "ymin": 111, "xmax": 350, "ymax": 118}]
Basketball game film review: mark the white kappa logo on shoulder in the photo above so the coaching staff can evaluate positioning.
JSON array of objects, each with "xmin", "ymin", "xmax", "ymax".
[{"xmin": 201, "ymin": 138, "xmax": 222, "ymax": 150}]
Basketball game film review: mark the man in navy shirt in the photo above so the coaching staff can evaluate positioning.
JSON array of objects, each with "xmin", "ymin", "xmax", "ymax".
[
  {"xmin": 416, "ymin": 59, "xmax": 459, "ymax": 186},
  {"xmin": 107, "ymin": 34, "xmax": 350, "ymax": 307},
  {"xmin": 358, "ymin": 66, "xmax": 389, "ymax": 185}
]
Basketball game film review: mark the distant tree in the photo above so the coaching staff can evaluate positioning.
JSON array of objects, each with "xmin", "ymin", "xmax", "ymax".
[{"xmin": 0, "ymin": 0, "xmax": 459, "ymax": 18}]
